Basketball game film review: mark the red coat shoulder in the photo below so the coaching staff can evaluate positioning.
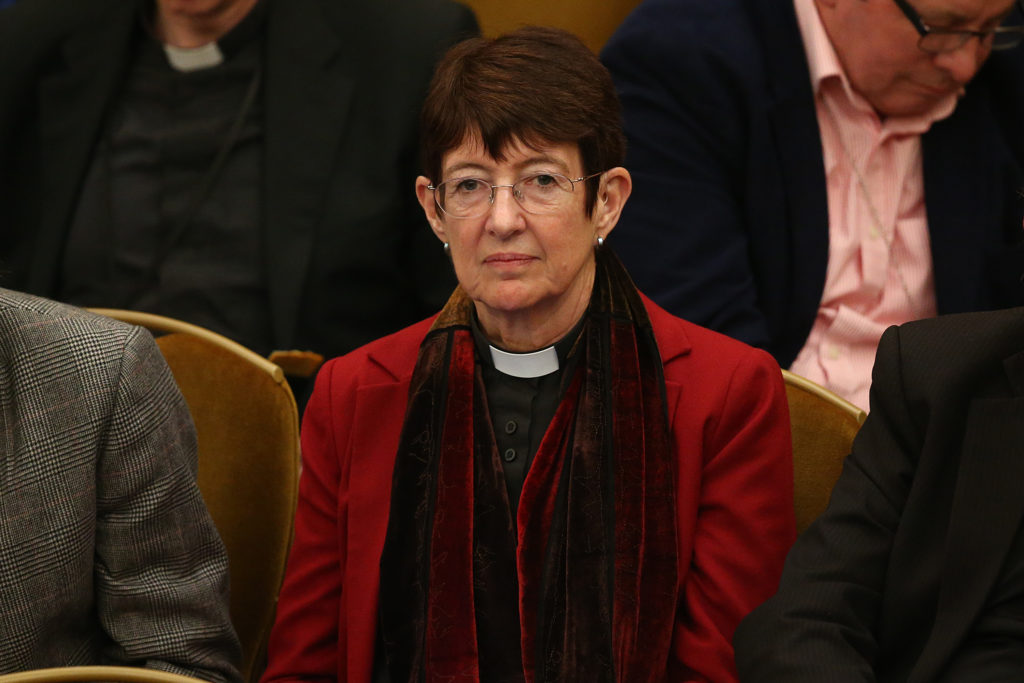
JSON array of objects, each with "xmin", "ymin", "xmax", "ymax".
[
  {"xmin": 318, "ymin": 315, "xmax": 436, "ymax": 388},
  {"xmin": 643, "ymin": 292, "xmax": 781, "ymax": 382}
]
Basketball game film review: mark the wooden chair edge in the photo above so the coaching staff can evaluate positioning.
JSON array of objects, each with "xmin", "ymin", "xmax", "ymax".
[
  {"xmin": 0, "ymin": 666, "xmax": 208, "ymax": 683},
  {"xmin": 781, "ymin": 368, "xmax": 867, "ymax": 426},
  {"xmin": 88, "ymin": 308, "xmax": 285, "ymax": 384}
]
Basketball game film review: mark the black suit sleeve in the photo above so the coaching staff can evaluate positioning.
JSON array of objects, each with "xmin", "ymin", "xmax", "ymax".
[
  {"xmin": 600, "ymin": 2, "xmax": 771, "ymax": 350},
  {"xmin": 734, "ymin": 325, "xmax": 922, "ymax": 682}
]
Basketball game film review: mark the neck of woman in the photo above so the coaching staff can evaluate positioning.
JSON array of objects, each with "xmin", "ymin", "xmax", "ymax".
[
  {"xmin": 476, "ymin": 281, "xmax": 592, "ymax": 353},
  {"xmin": 155, "ymin": 0, "xmax": 257, "ymax": 48}
]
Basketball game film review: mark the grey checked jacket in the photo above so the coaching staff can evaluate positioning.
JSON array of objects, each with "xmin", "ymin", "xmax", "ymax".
[{"xmin": 0, "ymin": 288, "xmax": 240, "ymax": 682}]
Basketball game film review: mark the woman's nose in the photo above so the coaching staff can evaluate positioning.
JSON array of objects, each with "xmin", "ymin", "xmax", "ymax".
[{"xmin": 486, "ymin": 185, "xmax": 526, "ymax": 236}]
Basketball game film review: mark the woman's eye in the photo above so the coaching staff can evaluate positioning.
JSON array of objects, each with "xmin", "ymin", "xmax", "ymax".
[
  {"xmin": 533, "ymin": 174, "xmax": 557, "ymax": 187},
  {"xmin": 456, "ymin": 178, "xmax": 484, "ymax": 193}
]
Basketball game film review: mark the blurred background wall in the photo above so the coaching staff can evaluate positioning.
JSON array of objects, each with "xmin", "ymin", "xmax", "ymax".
[{"xmin": 460, "ymin": 0, "xmax": 643, "ymax": 53}]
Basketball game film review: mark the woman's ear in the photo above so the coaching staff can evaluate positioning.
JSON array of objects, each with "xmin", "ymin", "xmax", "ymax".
[
  {"xmin": 593, "ymin": 167, "xmax": 632, "ymax": 241},
  {"xmin": 416, "ymin": 176, "xmax": 448, "ymax": 244}
]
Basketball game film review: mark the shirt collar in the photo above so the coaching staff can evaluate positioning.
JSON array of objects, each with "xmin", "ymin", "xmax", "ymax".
[
  {"xmin": 793, "ymin": 0, "xmax": 850, "ymax": 98},
  {"xmin": 792, "ymin": 0, "xmax": 958, "ymax": 133},
  {"xmin": 141, "ymin": 0, "xmax": 268, "ymax": 70},
  {"xmin": 470, "ymin": 311, "xmax": 586, "ymax": 379},
  {"xmin": 488, "ymin": 345, "xmax": 559, "ymax": 378}
]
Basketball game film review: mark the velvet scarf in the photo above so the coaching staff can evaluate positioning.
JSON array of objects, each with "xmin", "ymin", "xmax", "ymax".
[{"xmin": 378, "ymin": 249, "xmax": 678, "ymax": 683}]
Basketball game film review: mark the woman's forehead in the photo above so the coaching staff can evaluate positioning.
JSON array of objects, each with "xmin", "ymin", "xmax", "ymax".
[{"xmin": 442, "ymin": 135, "xmax": 582, "ymax": 176}]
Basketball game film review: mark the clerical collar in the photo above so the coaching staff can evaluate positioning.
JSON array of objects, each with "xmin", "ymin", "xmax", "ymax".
[
  {"xmin": 489, "ymin": 345, "xmax": 559, "ymax": 379},
  {"xmin": 470, "ymin": 311, "xmax": 586, "ymax": 379},
  {"xmin": 143, "ymin": 0, "xmax": 268, "ymax": 71},
  {"xmin": 164, "ymin": 43, "xmax": 224, "ymax": 72}
]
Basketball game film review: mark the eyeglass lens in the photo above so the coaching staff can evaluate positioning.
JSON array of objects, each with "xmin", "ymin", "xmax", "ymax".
[
  {"xmin": 920, "ymin": 29, "xmax": 1021, "ymax": 52},
  {"xmin": 436, "ymin": 173, "xmax": 577, "ymax": 218},
  {"xmin": 918, "ymin": 1, "xmax": 1024, "ymax": 52}
]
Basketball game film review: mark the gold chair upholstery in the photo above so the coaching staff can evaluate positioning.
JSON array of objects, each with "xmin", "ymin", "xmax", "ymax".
[
  {"xmin": 782, "ymin": 369, "xmax": 867, "ymax": 534},
  {"xmin": 0, "ymin": 667, "xmax": 206, "ymax": 683},
  {"xmin": 89, "ymin": 309, "xmax": 301, "ymax": 683}
]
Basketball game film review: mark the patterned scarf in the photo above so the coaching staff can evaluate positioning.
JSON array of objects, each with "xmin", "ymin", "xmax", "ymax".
[{"xmin": 378, "ymin": 249, "xmax": 678, "ymax": 682}]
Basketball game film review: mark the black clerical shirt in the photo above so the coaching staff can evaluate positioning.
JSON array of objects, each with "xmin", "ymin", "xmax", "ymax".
[
  {"xmin": 58, "ymin": 2, "xmax": 274, "ymax": 353},
  {"xmin": 373, "ymin": 314, "xmax": 584, "ymax": 682},
  {"xmin": 470, "ymin": 313, "xmax": 583, "ymax": 516}
]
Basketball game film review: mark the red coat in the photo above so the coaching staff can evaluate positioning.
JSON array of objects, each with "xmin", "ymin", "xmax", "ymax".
[{"xmin": 262, "ymin": 295, "xmax": 795, "ymax": 683}]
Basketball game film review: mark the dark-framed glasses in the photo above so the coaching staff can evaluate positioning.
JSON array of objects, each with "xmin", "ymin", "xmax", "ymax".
[
  {"xmin": 428, "ymin": 171, "xmax": 604, "ymax": 219},
  {"xmin": 893, "ymin": 0, "xmax": 1024, "ymax": 53}
]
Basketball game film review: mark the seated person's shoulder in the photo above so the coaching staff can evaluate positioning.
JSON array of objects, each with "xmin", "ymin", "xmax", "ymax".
[
  {"xmin": 0, "ymin": 288, "xmax": 141, "ymax": 352},
  {"xmin": 317, "ymin": 315, "xmax": 436, "ymax": 387},
  {"xmin": 643, "ymin": 293, "xmax": 781, "ymax": 379},
  {"xmin": 604, "ymin": 0, "xmax": 758, "ymax": 59},
  {"xmin": 880, "ymin": 306, "xmax": 1024, "ymax": 400},
  {"xmin": 895, "ymin": 306, "xmax": 1024, "ymax": 354},
  {"xmin": 0, "ymin": 0, "xmax": 123, "ymax": 43},
  {"xmin": 315, "ymin": 0, "xmax": 477, "ymax": 56}
]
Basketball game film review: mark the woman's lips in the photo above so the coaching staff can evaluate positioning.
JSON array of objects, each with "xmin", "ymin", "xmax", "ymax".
[{"xmin": 484, "ymin": 253, "xmax": 535, "ymax": 266}]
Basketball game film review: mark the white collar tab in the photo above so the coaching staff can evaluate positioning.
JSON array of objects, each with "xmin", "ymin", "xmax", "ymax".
[
  {"xmin": 164, "ymin": 42, "xmax": 225, "ymax": 72},
  {"xmin": 489, "ymin": 344, "xmax": 559, "ymax": 379}
]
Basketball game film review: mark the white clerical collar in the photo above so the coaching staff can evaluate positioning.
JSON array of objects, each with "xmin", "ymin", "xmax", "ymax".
[
  {"xmin": 489, "ymin": 344, "xmax": 559, "ymax": 379},
  {"xmin": 164, "ymin": 42, "xmax": 225, "ymax": 72}
]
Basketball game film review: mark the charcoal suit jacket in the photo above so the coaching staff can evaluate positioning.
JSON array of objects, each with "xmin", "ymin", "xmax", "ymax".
[
  {"xmin": 735, "ymin": 306, "xmax": 1024, "ymax": 682},
  {"xmin": 0, "ymin": 0, "xmax": 477, "ymax": 361},
  {"xmin": 0, "ymin": 288, "xmax": 240, "ymax": 679},
  {"xmin": 601, "ymin": 0, "xmax": 1024, "ymax": 369}
]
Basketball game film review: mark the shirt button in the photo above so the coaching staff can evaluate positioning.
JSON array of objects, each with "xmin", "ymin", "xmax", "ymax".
[
  {"xmin": 503, "ymin": 448, "xmax": 517, "ymax": 462},
  {"xmin": 869, "ymin": 226, "xmax": 880, "ymax": 238},
  {"xmin": 827, "ymin": 345, "xmax": 841, "ymax": 360},
  {"xmin": 504, "ymin": 420, "xmax": 518, "ymax": 435}
]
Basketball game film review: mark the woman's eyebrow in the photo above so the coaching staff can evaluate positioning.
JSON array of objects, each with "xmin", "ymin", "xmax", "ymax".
[
  {"xmin": 443, "ymin": 155, "xmax": 571, "ymax": 177},
  {"xmin": 516, "ymin": 155, "xmax": 571, "ymax": 172},
  {"xmin": 443, "ymin": 162, "xmax": 489, "ymax": 177}
]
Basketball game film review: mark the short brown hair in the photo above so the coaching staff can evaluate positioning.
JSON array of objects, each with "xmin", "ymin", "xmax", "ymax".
[{"xmin": 420, "ymin": 26, "xmax": 626, "ymax": 215}]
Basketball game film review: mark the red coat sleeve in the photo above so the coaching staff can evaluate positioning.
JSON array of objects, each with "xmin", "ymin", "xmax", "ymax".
[
  {"xmin": 667, "ymin": 342, "xmax": 796, "ymax": 681},
  {"xmin": 261, "ymin": 358, "xmax": 346, "ymax": 683}
]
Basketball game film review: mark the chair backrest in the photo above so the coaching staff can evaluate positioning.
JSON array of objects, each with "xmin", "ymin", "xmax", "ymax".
[
  {"xmin": 0, "ymin": 667, "xmax": 205, "ymax": 683},
  {"xmin": 89, "ymin": 309, "xmax": 301, "ymax": 683},
  {"xmin": 782, "ymin": 369, "xmax": 867, "ymax": 534}
]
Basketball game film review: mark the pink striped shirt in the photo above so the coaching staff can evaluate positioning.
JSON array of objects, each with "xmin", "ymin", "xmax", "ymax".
[{"xmin": 789, "ymin": 0, "xmax": 958, "ymax": 411}]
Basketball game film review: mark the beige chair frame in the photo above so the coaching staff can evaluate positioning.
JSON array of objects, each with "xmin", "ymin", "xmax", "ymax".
[
  {"xmin": 782, "ymin": 369, "xmax": 867, "ymax": 534},
  {"xmin": 89, "ymin": 309, "xmax": 286, "ymax": 383},
  {"xmin": 0, "ymin": 667, "xmax": 205, "ymax": 683},
  {"xmin": 89, "ymin": 309, "xmax": 300, "ymax": 682}
]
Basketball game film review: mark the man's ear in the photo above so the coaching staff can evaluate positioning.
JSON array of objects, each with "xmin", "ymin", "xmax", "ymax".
[
  {"xmin": 592, "ymin": 167, "xmax": 632, "ymax": 241},
  {"xmin": 416, "ymin": 176, "xmax": 448, "ymax": 244}
]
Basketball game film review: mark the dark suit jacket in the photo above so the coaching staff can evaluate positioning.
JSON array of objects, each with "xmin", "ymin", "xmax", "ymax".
[
  {"xmin": 735, "ymin": 307, "xmax": 1024, "ymax": 682},
  {"xmin": 0, "ymin": 288, "xmax": 240, "ymax": 679},
  {"xmin": 260, "ymin": 294, "xmax": 796, "ymax": 683},
  {"xmin": 601, "ymin": 0, "xmax": 1024, "ymax": 368},
  {"xmin": 0, "ymin": 0, "xmax": 477, "ymax": 361}
]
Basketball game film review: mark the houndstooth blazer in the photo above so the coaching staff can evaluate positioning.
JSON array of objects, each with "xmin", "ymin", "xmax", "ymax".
[{"xmin": 0, "ymin": 288, "xmax": 240, "ymax": 682}]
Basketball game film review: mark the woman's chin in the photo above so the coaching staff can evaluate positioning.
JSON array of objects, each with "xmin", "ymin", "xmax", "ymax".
[{"xmin": 473, "ymin": 285, "xmax": 547, "ymax": 318}]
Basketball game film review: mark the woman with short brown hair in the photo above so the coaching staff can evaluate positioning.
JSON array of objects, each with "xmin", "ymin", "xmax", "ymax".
[{"xmin": 261, "ymin": 27, "xmax": 794, "ymax": 683}]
